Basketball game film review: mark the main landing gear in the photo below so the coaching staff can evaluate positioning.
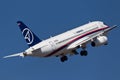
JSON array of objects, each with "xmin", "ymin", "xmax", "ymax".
[
  {"xmin": 60, "ymin": 50, "xmax": 88, "ymax": 62},
  {"xmin": 80, "ymin": 45, "xmax": 88, "ymax": 56},
  {"xmin": 80, "ymin": 50, "xmax": 88, "ymax": 56},
  {"xmin": 60, "ymin": 56, "xmax": 68, "ymax": 62},
  {"xmin": 60, "ymin": 46, "xmax": 88, "ymax": 62}
]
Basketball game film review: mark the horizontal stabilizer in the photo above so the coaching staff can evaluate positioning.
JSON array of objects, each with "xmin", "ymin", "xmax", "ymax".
[{"xmin": 3, "ymin": 52, "xmax": 24, "ymax": 58}]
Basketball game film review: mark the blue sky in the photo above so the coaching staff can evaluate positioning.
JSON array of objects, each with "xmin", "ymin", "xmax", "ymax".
[{"xmin": 0, "ymin": 0, "xmax": 120, "ymax": 80}]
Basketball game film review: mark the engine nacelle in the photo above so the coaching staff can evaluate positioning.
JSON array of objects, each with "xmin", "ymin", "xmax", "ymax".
[{"xmin": 91, "ymin": 36, "xmax": 108, "ymax": 47}]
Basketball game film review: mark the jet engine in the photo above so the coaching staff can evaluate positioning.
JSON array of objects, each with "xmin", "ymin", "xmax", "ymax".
[{"xmin": 91, "ymin": 36, "xmax": 108, "ymax": 47}]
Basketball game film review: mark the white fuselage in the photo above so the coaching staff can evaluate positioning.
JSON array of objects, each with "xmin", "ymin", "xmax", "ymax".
[{"xmin": 25, "ymin": 21, "xmax": 108, "ymax": 57}]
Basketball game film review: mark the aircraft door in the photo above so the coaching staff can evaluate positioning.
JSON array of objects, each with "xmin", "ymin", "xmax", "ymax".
[{"xmin": 49, "ymin": 41, "xmax": 56, "ymax": 51}]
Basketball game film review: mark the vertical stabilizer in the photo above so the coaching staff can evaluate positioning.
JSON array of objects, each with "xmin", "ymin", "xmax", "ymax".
[{"xmin": 17, "ymin": 21, "xmax": 42, "ymax": 47}]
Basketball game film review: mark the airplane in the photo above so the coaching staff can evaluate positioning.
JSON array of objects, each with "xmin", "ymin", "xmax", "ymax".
[{"xmin": 4, "ymin": 21, "xmax": 117, "ymax": 62}]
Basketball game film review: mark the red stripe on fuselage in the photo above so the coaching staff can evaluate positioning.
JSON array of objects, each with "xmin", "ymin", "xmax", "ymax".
[{"xmin": 44, "ymin": 27, "xmax": 109, "ymax": 57}]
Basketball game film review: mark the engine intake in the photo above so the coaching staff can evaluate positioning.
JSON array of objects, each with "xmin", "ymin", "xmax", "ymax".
[{"xmin": 91, "ymin": 36, "xmax": 108, "ymax": 47}]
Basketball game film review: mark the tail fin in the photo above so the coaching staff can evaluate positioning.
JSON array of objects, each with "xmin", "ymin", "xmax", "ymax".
[{"xmin": 17, "ymin": 21, "xmax": 42, "ymax": 47}]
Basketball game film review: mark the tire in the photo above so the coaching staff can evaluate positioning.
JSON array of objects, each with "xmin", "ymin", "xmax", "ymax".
[
  {"xmin": 60, "ymin": 56, "xmax": 68, "ymax": 62},
  {"xmin": 80, "ymin": 50, "xmax": 88, "ymax": 56}
]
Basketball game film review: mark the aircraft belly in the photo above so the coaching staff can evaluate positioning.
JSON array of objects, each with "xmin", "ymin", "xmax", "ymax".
[{"xmin": 67, "ymin": 36, "xmax": 89, "ymax": 49}]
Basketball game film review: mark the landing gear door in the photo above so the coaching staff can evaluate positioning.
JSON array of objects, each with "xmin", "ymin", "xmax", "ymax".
[{"xmin": 49, "ymin": 41, "xmax": 56, "ymax": 51}]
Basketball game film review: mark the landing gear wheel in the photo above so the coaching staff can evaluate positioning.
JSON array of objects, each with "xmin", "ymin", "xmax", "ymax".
[
  {"xmin": 60, "ymin": 56, "xmax": 68, "ymax": 62},
  {"xmin": 80, "ymin": 50, "xmax": 88, "ymax": 56}
]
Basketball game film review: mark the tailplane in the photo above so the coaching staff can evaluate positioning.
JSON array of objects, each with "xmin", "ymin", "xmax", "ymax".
[
  {"xmin": 3, "ymin": 52, "xmax": 24, "ymax": 58},
  {"xmin": 17, "ymin": 21, "xmax": 42, "ymax": 47}
]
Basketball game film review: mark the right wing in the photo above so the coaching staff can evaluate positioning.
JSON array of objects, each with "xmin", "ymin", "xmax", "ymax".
[{"xmin": 67, "ymin": 25, "xmax": 117, "ymax": 50}]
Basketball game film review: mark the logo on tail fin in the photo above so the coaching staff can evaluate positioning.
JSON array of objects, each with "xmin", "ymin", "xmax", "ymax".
[{"xmin": 22, "ymin": 28, "xmax": 34, "ymax": 44}]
